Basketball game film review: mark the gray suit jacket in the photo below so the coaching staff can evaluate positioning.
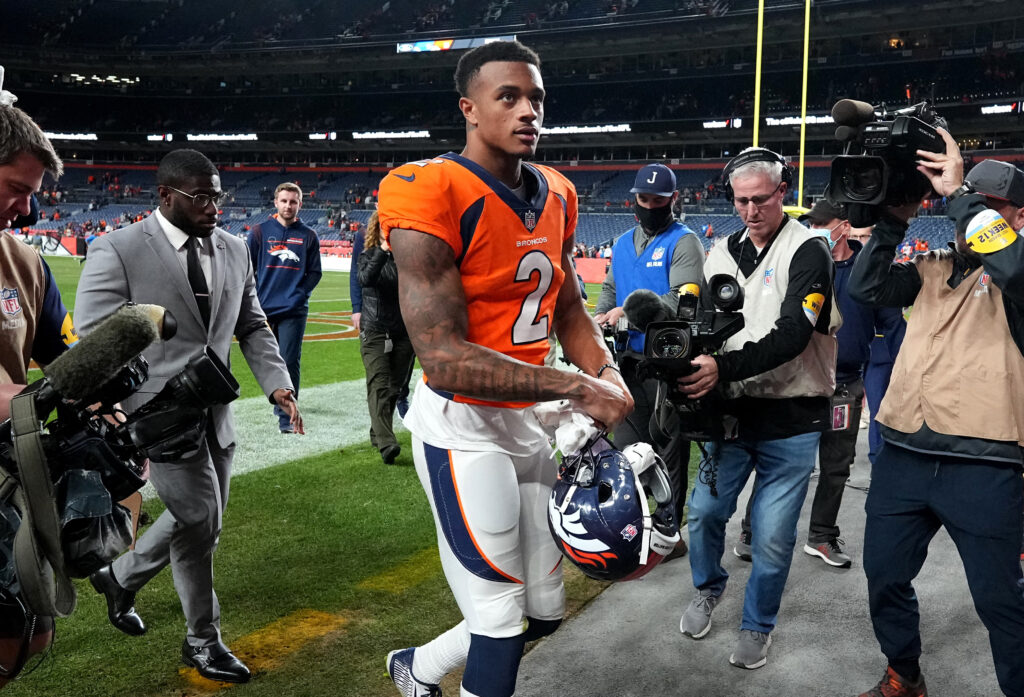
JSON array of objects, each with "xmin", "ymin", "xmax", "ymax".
[{"xmin": 75, "ymin": 213, "xmax": 293, "ymax": 448}]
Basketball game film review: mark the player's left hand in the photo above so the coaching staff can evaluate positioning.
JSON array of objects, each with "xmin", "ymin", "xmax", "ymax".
[
  {"xmin": 272, "ymin": 388, "xmax": 304, "ymax": 434},
  {"xmin": 676, "ymin": 354, "xmax": 719, "ymax": 399}
]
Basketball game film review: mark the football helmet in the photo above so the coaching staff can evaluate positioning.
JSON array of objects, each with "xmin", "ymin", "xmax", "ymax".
[{"xmin": 547, "ymin": 434, "xmax": 680, "ymax": 582}]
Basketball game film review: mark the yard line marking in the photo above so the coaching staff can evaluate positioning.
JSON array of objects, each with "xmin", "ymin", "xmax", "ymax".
[
  {"xmin": 357, "ymin": 547, "xmax": 441, "ymax": 593},
  {"xmin": 139, "ymin": 373, "xmax": 419, "ymax": 500},
  {"xmin": 177, "ymin": 609, "xmax": 349, "ymax": 691}
]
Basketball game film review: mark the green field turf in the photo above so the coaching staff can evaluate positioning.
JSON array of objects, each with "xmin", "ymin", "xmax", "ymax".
[{"xmin": 11, "ymin": 258, "xmax": 621, "ymax": 697}]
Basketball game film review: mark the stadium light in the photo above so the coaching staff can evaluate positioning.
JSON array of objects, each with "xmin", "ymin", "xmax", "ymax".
[
  {"xmin": 542, "ymin": 124, "xmax": 631, "ymax": 135},
  {"xmin": 44, "ymin": 131, "xmax": 98, "ymax": 141},
  {"xmin": 187, "ymin": 133, "xmax": 259, "ymax": 141},
  {"xmin": 352, "ymin": 130, "xmax": 430, "ymax": 140},
  {"xmin": 396, "ymin": 35, "xmax": 516, "ymax": 53}
]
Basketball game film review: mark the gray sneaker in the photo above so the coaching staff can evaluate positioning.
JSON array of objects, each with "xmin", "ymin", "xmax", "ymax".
[
  {"xmin": 803, "ymin": 537, "xmax": 852, "ymax": 568},
  {"xmin": 679, "ymin": 588, "xmax": 723, "ymax": 639},
  {"xmin": 733, "ymin": 529, "xmax": 752, "ymax": 562},
  {"xmin": 729, "ymin": 629, "xmax": 772, "ymax": 669}
]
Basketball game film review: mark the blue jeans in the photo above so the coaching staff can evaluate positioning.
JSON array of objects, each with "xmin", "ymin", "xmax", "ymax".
[
  {"xmin": 269, "ymin": 313, "xmax": 306, "ymax": 430},
  {"xmin": 687, "ymin": 431, "xmax": 820, "ymax": 633}
]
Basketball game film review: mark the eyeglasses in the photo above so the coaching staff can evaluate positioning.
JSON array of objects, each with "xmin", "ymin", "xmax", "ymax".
[
  {"xmin": 733, "ymin": 181, "xmax": 783, "ymax": 209},
  {"xmin": 167, "ymin": 186, "xmax": 228, "ymax": 209}
]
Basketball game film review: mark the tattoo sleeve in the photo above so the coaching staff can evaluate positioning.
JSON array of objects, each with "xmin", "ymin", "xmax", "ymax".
[{"xmin": 389, "ymin": 228, "xmax": 599, "ymax": 402}]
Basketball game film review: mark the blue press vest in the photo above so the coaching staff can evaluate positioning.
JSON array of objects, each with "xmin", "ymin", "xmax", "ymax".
[{"xmin": 612, "ymin": 221, "xmax": 690, "ymax": 352}]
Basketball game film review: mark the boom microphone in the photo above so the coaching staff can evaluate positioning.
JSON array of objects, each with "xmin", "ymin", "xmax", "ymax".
[
  {"xmin": 44, "ymin": 304, "xmax": 172, "ymax": 403},
  {"xmin": 831, "ymin": 99, "xmax": 876, "ymax": 127},
  {"xmin": 622, "ymin": 289, "xmax": 674, "ymax": 332}
]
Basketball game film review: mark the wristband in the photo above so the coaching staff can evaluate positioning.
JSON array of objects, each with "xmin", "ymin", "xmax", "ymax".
[{"xmin": 596, "ymin": 363, "xmax": 620, "ymax": 378}]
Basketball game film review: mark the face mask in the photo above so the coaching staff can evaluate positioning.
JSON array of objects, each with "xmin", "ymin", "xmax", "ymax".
[
  {"xmin": 813, "ymin": 223, "xmax": 843, "ymax": 250},
  {"xmin": 635, "ymin": 203, "xmax": 674, "ymax": 234}
]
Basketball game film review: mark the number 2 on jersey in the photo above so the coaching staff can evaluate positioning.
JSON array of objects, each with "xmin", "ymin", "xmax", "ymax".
[{"xmin": 512, "ymin": 251, "xmax": 554, "ymax": 345}]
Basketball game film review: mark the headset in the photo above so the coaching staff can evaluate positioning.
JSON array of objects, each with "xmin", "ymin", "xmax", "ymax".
[{"xmin": 721, "ymin": 148, "xmax": 793, "ymax": 202}]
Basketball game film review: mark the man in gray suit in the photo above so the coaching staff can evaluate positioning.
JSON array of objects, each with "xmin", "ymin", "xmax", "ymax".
[{"xmin": 75, "ymin": 149, "xmax": 302, "ymax": 683}]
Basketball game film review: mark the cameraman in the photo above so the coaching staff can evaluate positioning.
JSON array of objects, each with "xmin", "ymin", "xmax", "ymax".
[
  {"xmin": 0, "ymin": 102, "xmax": 80, "ymax": 682},
  {"xmin": 594, "ymin": 163, "xmax": 704, "ymax": 552},
  {"xmin": 849, "ymin": 135, "xmax": 1024, "ymax": 697},
  {"xmin": 676, "ymin": 147, "xmax": 839, "ymax": 670}
]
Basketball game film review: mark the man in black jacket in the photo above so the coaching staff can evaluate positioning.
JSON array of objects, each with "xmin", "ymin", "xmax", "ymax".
[{"xmin": 849, "ymin": 132, "xmax": 1024, "ymax": 697}]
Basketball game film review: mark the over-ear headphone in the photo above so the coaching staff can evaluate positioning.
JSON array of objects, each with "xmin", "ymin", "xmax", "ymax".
[{"xmin": 721, "ymin": 148, "xmax": 793, "ymax": 202}]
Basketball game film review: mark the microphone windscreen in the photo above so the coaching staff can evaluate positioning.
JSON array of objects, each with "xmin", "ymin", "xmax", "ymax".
[
  {"xmin": 831, "ymin": 99, "xmax": 876, "ymax": 127},
  {"xmin": 834, "ymin": 125, "xmax": 859, "ymax": 142},
  {"xmin": 44, "ymin": 304, "xmax": 161, "ymax": 402},
  {"xmin": 680, "ymin": 283, "xmax": 701, "ymax": 298},
  {"xmin": 622, "ymin": 289, "xmax": 673, "ymax": 332}
]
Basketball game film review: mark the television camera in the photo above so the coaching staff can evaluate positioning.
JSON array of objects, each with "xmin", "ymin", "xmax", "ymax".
[{"xmin": 827, "ymin": 99, "xmax": 948, "ymax": 227}]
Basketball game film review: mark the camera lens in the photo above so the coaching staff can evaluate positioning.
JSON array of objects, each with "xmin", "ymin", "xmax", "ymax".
[
  {"xmin": 650, "ymin": 328, "xmax": 689, "ymax": 359},
  {"xmin": 841, "ymin": 164, "xmax": 884, "ymax": 202}
]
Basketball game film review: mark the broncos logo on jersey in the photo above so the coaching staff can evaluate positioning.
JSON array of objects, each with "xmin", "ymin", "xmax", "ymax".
[{"xmin": 268, "ymin": 244, "xmax": 300, "ymax": 263}]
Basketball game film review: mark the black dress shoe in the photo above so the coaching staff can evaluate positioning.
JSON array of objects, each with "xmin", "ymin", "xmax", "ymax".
[
  {"xmin": 89, "ymin": 565, "xmax": 146, "ymax": 636},
  {"xmin": 182, "ymin": 641, "xmax": 252, "ymax": 683}
]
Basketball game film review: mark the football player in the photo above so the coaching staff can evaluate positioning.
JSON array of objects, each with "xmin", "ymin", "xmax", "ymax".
[{"xmin": 377, "ymin": 40, "xmax": 632, "ymax": 697}]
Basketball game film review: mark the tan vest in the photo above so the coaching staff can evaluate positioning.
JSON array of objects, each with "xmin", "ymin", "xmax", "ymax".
[
  {"xmin": 878, "ymin": 250, "xmax": 1024, "ymax": 445},
  {"xmin": 0, "ymin": 232, "xmax": 46, "ymax": 385},
  {"xmin": 704, "ymin": 218, "xmax": 840, "ymax": 400}
]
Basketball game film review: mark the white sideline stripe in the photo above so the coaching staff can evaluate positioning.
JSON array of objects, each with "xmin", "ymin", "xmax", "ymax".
[{"xmin": 139, "ymin": 371, "xmax": 420, "ymax": 501}]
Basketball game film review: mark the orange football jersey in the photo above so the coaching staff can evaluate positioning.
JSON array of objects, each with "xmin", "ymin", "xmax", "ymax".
[{"xmin": 378, "ymin": 152, "xmax": 578, "ymax": 406}]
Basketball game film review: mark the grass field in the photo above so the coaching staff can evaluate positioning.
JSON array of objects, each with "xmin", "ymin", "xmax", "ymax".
[{"xmin": 12, "ymin": 259, "xmax": 616, "ymax": 697}]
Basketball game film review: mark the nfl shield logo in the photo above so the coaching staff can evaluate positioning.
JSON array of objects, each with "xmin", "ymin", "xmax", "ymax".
[
  {"xmin": 651, "ymin": 247, "xmax": 665, "ymax": 261},
  {"xmin": 1, "ymin": 288, "xmax": 21, "ymax": 317},
  {"xmin": 621, "ymin": 524, "xmax": 638, "ymax": 541},
  {"xmin": 979, "ymin": 273, "xmax": 990, "ymax": 287},
  {"xmin": 524, "ymin": 210, "xmax": 537, "ymax": 231},
  {"xmin": 763, "ymin": 268, "xmax": 775, "ymax": 287}
]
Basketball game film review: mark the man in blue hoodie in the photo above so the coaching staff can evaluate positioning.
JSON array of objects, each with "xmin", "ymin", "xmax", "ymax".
[{"xmin": 248, "ymin": 182, "xmax": 322, "ymax": 432}]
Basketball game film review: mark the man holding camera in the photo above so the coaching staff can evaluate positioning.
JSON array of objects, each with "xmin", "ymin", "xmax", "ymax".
[
  {"xmin": 677, "ymin": 147, "xmax": 839, "ymax": 670},
  {"xmin": 76, "ymin": 149, "xmax": 302, "ymax": 684},
  {"xmin": 0, "ymin": 99, "xmax": 81, "ymax": 685},
  {"xmin": 594, "ymin": 163, "xmax": 704, "ymax": 547},
  {"xmin": 850, "ymin": 134, "xmax": 1024, "ymax": 697}
]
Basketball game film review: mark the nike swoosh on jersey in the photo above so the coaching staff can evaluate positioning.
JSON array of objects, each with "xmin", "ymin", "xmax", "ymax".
[{"xmin": 393, "ymin": 173, "xmax": 416, "ymax": 182}]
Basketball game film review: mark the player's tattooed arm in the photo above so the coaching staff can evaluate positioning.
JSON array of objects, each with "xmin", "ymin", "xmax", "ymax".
[{"xmin": 390, "ymin": 228, "xmax": 629, "ymax": 424}]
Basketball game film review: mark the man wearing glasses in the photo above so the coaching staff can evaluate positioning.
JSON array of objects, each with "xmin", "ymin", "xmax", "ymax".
[
  {"xmin": 676, "ymin": 147, "xmax": 839, "ymax": 670},
  {"xmin": 76, "ymin": 149, "xmax": 302, "ymax": 684}
]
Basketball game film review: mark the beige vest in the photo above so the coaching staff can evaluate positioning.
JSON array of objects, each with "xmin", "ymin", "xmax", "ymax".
[
  {"xmin": 878, "ymin": 250, "xmax": 1024, "ymax": 445},
  {"xmin": 0, "ymin": 232, "xmax": 46, "ymax": 385},
  {"xmin": 704, "ymin": 218, "xmax": 840, "ymax": 400}
]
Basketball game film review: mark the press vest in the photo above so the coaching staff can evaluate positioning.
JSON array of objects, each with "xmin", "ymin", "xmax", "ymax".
[
  {"xmin": 878, "ymin": 251, "xmax": 1024, "ymax": 445},
  {"xmin": 612, "ymin": 221, "xmax": 690, "ymax": 352},
  {"xmin": 704, "ymin": 218, "xmax": 839, "ymax": 400},
  {"xmin": 0, "ymin": 233, "xmax": 47, "ymax": 384}
]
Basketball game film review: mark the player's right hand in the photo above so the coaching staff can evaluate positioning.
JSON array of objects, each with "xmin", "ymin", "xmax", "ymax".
[{"xmin": 573, "ymin": 373, "xmax": 633, "ymax": 431}]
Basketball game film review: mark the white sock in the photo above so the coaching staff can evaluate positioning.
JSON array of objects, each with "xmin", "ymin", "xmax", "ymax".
[
  {"xmin": 460, "ymin": 687, "xmax": 482, "ymax": 697},
  {"xmin": 412, "ymin": 620, "xmax": 471, "ymax": 685}
]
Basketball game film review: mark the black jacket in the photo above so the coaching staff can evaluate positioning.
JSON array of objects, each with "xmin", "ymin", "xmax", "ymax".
[{"xmin": 357, "ymin": 245, "xmax": 407, "ymax": 336}]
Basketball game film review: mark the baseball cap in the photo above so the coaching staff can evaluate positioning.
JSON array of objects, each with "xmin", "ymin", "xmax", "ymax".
[
  {"xmin": 799, "ymin": 199, "xmax": 847, "ymax": 225},
  {"xmin": 965, "ymin": 159, "xmax": 1024, "ymax": 207},
  {"xmin": 630, "ymin": 164, "xmax": 677, "ymax": 197}
]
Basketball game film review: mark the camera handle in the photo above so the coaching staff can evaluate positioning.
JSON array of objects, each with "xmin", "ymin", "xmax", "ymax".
[{"xmin": 5, "ymin": 392, "xmax": 76, "ymax": 618}]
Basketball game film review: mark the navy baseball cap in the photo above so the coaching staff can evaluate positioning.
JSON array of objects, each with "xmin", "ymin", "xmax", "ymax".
[
  {"xmin": 965, "ymin": 159, "xmax": 1024, "ymax": 208},
  {"xmin": 630, "ymin": 164, "xmax": 677, "ymax": 197}
]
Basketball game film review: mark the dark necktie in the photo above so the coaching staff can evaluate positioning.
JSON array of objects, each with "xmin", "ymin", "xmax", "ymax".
[{"xmin": 186, "ymin": 237, "xmax": 211, "ymax": 328}]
